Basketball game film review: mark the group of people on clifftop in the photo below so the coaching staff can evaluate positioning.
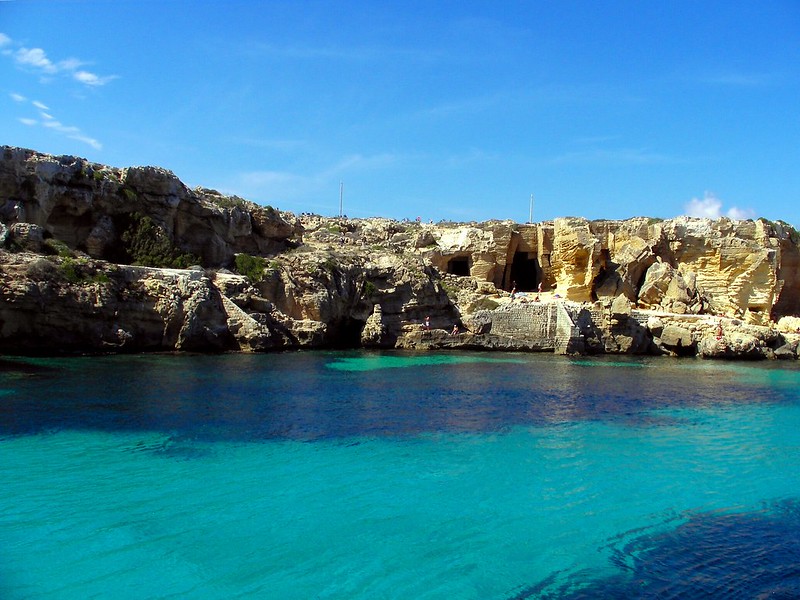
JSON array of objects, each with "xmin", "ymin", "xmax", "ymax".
[{"xmin": 509, "ymin": 281, "xmax": 544, "ymax": 303}]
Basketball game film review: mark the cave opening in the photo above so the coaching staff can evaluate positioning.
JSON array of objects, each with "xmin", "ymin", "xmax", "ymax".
[
  {"xmin": 327, "ymin": 317, "xmax": 367, "ymax": 349},
  {"xmin": 590, "ymin": 249, "xmax": 613, "ymax": 301},
  {"xmin": 447, "ymin": 257, "xmax": 470, "ymax": 276},
  {"xmin": 510, "ymin": 252, "xmax": 539, "ymax": 291}
]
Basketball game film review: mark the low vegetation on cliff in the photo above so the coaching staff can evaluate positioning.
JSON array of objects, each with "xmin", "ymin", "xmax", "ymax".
[{"xmin": 1, "ymin": 146, "xmax": 799, "ymax": 359}]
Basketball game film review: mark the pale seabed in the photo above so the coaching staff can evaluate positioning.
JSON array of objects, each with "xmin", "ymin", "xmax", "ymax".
[{"xmin": 1, "ymin": 351, "xmax": 799, "ymax": 599}]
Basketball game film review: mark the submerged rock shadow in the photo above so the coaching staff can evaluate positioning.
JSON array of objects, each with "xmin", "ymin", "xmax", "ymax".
[{"xmin": 515, "ymin": 498, "xmax": 800, "ymax": 600}]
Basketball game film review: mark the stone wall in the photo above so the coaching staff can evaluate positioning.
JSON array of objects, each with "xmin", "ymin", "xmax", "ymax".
[
  {"xmin": 483, "ymin": 301, "xmax": 591, "ymax": 353},
  {"xmin": 486, "ymin": 303, "xmax": 557, "ymax": 349}
]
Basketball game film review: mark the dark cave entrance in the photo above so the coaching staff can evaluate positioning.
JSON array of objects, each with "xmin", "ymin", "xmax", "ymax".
[
  {"xmin": 327, "ymin": 317, "xmax": 367, "ymax": 348},
  {"xmin": 447, "ymin": 257, "xmax": 471, "ymax": 276},
  {"xmin": 510, "ymin": 252, "xmax": 539, "ymax": 291},
  {"xmin": 590, "ymin": 250, "xmax": 613, "ymax": 301}
]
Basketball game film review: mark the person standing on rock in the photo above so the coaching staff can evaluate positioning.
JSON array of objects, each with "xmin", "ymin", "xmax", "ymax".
[{"xmin": 423, "ymin": 316, "xmax": 431, "ymax": 331}]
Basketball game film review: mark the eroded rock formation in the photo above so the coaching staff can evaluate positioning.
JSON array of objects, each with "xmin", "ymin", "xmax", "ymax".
[{"xmin": 1, "ymin": 146, "xmax": 799, "ymax": 358}]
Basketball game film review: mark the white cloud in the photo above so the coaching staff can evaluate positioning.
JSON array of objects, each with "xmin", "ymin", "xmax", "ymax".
[
  {"xmin": 15, "ymin": 47, "xmax": 57, "ymax": 73},
  {"xmin": 13, "ymin": 98, "xmax": 103, "ymax": 150},
  {"xmin": 42, "ymin": 119, "xmax": 81, "ymax": 135},
  {"xmin": 69, "ymin": 134, "xmax": 102, "ymax": 150},
  {"xmin": 685, "ymin": 192, "xmax": 722, "ymax": 218},
  {"xmin": 58, "ymin": 58, "xmax": 84, "ymax": 71},
  {"xmin": 4, "ymin": 43, "xmax": 105, "ymax": 151},
  {"xmin": 684, "ymin": 191, "xmax": 754, "ymax": 220},
  {"xmin": 3, "ymin": 38, "xmax": 116, "ymax": 87},
  {"xmin": 74, "ymin": 70, "xmax": 117, "ymax": 86},
  {"xmin": 726, "ymin": 206, "xmax": 756, "ymax": 220}
]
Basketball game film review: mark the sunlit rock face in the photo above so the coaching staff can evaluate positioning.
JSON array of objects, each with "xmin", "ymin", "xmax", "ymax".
[
  {"xmin": 1, "ymin": 146, "xmax": 799, "ymax": 355},
  {"xmin": 0, "ymin": 147, "xmax": 302, "ymax": 268}
]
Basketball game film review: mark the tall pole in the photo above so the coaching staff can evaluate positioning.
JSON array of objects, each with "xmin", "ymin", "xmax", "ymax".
[
  {"xmin": 529, "ymin": 193, "xmax": 534, "ymax": 224},
  {"xmin": 339, "ymin": 181, "xmax": 343, "ymax": 218}
]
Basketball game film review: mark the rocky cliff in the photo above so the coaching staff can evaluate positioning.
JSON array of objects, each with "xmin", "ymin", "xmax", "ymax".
[{"xmin": 1, "ymin": 146, "xmax": 799, "ymax": 358}]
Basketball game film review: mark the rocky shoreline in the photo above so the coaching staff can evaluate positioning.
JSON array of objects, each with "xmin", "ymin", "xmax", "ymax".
[{"xmin": 1, "ymin": 146, "xmax": 799, "ymax": 360}]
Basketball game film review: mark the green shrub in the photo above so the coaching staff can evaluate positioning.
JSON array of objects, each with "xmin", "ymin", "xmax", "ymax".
[
  {"xmin": 473, "ymin": 297, "xmax": 500, "ymax": 311},
  {"xmin": 57, "ymin": 257, "xmax": 112, "ymax": 285},
  {"xmin": 363, "ymin": 281, "xmax": 377, "ymax": 296},
  {"xmin": 121, "ymin": 187, "xmax": 137, "ymax": 203},
  {"xmin": 235, "ymin": 253, "xmax": 266, "ymax": 283},
  {"xmin": 210, "ymin": 195, "xmax": 249, "ymax": 210},
  {"xmin": 120, "ymin": 213, "xmax": 198, "ymax": 268},
  {"xmin": 60, "ymin": 257, "xmax": 80, "ymax": 283},
  {"xmin": 43, "ymin": 238, "xmax": 73, "ymax": 258}
]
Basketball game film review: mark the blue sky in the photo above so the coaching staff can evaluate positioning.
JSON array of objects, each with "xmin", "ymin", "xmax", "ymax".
[{"xmin": 2, "ymin": 1, "xmax": 799, "ymax": 225}]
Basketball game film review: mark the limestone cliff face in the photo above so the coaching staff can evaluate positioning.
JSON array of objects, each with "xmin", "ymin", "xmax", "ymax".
[
  {"xmin": 1, "ymin": 146, "xmax": 799, "ymax": 356},
  {"xmin": 0, "ymin": 253, "xmax": 237, "ymax": 353},
  {"xmin": 0, "ymin": 146, "xmax": 302, "ymax": 268}
]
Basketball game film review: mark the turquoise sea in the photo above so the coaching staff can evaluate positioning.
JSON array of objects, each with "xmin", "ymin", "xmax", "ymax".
[{"xmin": 1, "ymin": 351, "xmax": 799, "ymax": 599}]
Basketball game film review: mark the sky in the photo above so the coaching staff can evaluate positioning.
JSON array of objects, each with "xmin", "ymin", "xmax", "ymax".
[{"xmin": 2, "ymin": 1, "xmax": 799, "ymax": 226}]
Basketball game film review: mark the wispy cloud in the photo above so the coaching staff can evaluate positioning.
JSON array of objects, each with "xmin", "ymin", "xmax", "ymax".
[
  {"xmin": 549, "ymin": 147, "xmax": 681, "ymax": 166},
  {"xmin": 15, "ymin": 46, "xmax": 58, "ymax": 73},
  {"xmin": 74, "ymin": 70, "xmax": 118, "ymax": 87},
  {"xmin": 1, "ymin": 32, "xmax": 117, "ymax": 87},
  {"xmin": 234, "ymin": 152, "xmax": 400, "ymax": 211},
  {"xmin": 3, "ymin": 31, "xmax": 110, "ymax": 151},
  {"xmin": 10, "ymin": 94, "xmax": 102, "ymax": 150},
  {"xmin": 683, "ymin": 191, "xmax": 754, "ymax": 220}
]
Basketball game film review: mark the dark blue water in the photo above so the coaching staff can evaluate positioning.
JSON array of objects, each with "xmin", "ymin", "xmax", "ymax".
[{"xmin": 1, "ymin": 351, "xmax": 798, "ymax": 598}]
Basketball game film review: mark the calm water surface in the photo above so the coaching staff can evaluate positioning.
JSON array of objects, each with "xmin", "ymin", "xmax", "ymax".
[{"xmin": 1, "ymin": 351, "xmax": 799, "ymax": 599}]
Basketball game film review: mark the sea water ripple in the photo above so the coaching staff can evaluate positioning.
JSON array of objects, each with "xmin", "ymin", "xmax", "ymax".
[{"xmin": 0, "ymin": 351, "xmax": 798, "ymax": 599}]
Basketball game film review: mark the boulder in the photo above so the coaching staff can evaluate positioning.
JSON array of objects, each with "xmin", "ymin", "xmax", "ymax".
[{"xmin": 659, "ymin": 325, "xmax": 695, "ymax": 355}]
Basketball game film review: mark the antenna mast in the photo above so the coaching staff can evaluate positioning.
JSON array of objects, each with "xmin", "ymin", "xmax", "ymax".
[
  {"xmin": 339, "ymin": 181, "xmax": 343, "ymax": 218},
  {"xmin": 529, "ymin": 193, "xmax": 534, "ymax": 224}
]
